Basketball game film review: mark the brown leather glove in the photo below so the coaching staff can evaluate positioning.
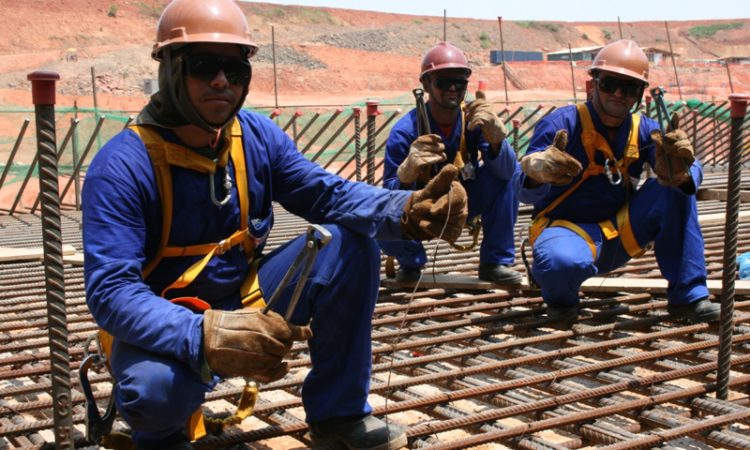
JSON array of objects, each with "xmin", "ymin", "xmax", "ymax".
[
  {"xmin": 650, "ymin": 114, "xmax": 694, "ymax": 187},
  {"xmin": 466, "ymin": 90, "xmax": 507, "ymax": 146},
  {"xmin": 520, "ymin": 130, "xmax": 583, "ymax": 186},
  {"xmin": 401, "ymin": 164, "xmax": 468, "ymax": 243},
  {"xmin": 397, "ymin": 134, "xmax": 446, "ymax": 184},
  {"xmin": 203, "ymin": 309, "xmax": 312, "ymax": 382}
]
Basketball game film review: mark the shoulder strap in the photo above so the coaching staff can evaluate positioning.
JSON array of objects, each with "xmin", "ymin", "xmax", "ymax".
[{"xmin": 128, "ymin": 120, "xmax": 254, "ymax": 294}]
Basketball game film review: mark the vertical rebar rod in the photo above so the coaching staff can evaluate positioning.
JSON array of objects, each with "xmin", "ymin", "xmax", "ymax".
[
  {"xmin": 617, "ymin": 17, "xmax": 623, "ymax": 39},
  {"xmin": 497, "ymin": 17, "xmax": 509, "ymax": 105},
  {"xmin": 353, "ymin": 107, "xmax": 362, "ymax": 181},
  {"xmin": 664, "ymin": 21, "xmax": 683, "ymax": 101},
  {"xmin": 366, "ymin": 101, "xmax": 379, "ymax": 185},
  {"xmin": 443, "ymin": 9, "xmax": 447, "ymax": 41},
  {"xmin": 725, "ymin": 62, "xmax": 735, "ymax": 94},
  {"xmin": 27, "ymin": 70, "xmax": 74, "ymax": 450},
  {"xmin": 716, "ymin": 93, "xmax": 750, "ymax": 400},
  {"xmin": 272, "ymin": 26, "xmax": 279, "ymax": 109},
  {"xmin": 568, "ymin": 43, "xmax": 577, "ymax": 103}
]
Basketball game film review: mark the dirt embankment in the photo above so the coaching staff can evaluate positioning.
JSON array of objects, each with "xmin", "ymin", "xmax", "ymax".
[{"xmin": 0, "ymin": 0, "xmax": 748, "ymax": 112}]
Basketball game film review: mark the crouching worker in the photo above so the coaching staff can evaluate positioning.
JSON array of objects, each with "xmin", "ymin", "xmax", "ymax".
[
  {"xmin": 81, "ymin": 1, "xmax": 468, "ymax": 449},
  {"xmin": 517, "ymin": 39, "xmax": 720, "ymax": 325}
]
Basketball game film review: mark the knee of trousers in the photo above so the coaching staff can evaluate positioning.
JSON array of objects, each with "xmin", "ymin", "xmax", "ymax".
[
  {"xmin": 114, "ymin": 361, "xmax": 204, "ymax": 432},
  {"xmin": 532, "ymin": 232, "xmax": 596, "ymax": 303}
]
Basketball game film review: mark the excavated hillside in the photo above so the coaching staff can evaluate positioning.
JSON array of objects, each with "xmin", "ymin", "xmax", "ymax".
[{"xmin": 0, "ymin": 0, "xmax": 748, "ymax": 111}]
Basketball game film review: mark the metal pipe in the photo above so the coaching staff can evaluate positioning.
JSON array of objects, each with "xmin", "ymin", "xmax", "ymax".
[
  {"xmin": 568, "ymin": 43, "xmax": 577, "ymax": 103},
  {"xmin": 725, "ymin": 61, "xmax": 735, "ymax": 94},
  {"xmin": 497, "ymin": 17, "xmax": 509, "ymax": 105},
  {"xmin": 664, "ymin": 21, "xmax": 683, "ymax": 101},
  {"xmin": 716, "ymin": 93, "xmax": 750, "ymax": 400},
  {"xmin": 272, "ymin": 26, "xmax": 279, "ymax": 109},
  {"xmin": 27, "ymin": 70, "xmax": 74, "ymax": 450}
]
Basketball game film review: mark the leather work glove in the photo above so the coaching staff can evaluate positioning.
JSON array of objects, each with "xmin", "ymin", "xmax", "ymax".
[
  {"xmin": 650, "ymin": 113, "xmax": 694, "ymax": 187},
  {"xmin": 203, "ymin": 309, "xmax": 312, "ymax": 382},
  {"xmin": 520, "ymin": 130, "xmax": 583, "ymax": 186},
  {"xmin": 397, "ymin": 134, "xmax": 446, "ymax": 184},
  {"xmin": 466, "ymin": 90, "xmax": 507, "ymax": 147},
  {"xmin": 401, "ymin": 164, "xmax": 468, "ymax": 243}
]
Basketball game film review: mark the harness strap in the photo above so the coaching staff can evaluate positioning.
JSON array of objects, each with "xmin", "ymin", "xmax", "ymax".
[
  {"xmin": 528, "ymin": 104, "xmax": 643, "ymax": 253},
  {"xmin": 548, "ymin": 219, "xmax": 597, "ymax": 259},
  {"xmin": 129, "ymin": 121, "xmax": 254, "ymax": 294}
]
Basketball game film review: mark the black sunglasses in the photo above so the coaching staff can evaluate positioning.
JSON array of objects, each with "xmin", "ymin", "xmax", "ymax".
[
  {"xmin": 433, "ymin": 76, "xmax": 469, "ymax": 91},
  {"xmin": 182, "ymin": 54, "xmax": 251, "ymax": 85},
  {"xmin": 596, "ymin": 76, "xmax": 643, "ymax": 97}
]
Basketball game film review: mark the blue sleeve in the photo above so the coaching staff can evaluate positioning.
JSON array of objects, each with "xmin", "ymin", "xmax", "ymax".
[
  {"xmin": 480, "ymin": 139, "xmax": 519, "ymax": 181},
  {"xmin": 82, "ymin": 130, "xmax": 205, "ymax": 374},
  {"xmin": 249, "ymin": 115, "xmax": 412, "ymax": 240},
  {"xmin": 383, "ymin": 112, "xmax": 418, "ymax": 190}
]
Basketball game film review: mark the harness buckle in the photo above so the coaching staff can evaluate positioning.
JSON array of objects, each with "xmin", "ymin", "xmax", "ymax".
[
  {"xmin": 604, "ymin": 158, "xmax": 622, "ymax": 185},
  {"xmin": 216, "ymin": 239, "xmax": 230, "ymax": 255}
]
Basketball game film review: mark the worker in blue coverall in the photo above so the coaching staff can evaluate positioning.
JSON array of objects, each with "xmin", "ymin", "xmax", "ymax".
[
  {"xmin": 380, "ymin": 42, "xmax": 523, "ymax": 285},
  {"xmin": 517, "ymin": 39, "xmax": 720, "ymax": 324},
  {"xmin": 81, "ymin": 1, "xmax": 468, "ymax": 449}
]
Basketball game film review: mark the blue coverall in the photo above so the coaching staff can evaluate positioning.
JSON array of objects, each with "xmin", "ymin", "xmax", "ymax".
[
  {"xmin": 82, "ymin": 110, "xmax": 411, "ymax": 447},
  {"xmin": 518, "ymin": 101, "xmax": 709, "ymax": 309},
  {"xmin": 379, "ymin": 105, "xmax": 520, "ymax": 270}
]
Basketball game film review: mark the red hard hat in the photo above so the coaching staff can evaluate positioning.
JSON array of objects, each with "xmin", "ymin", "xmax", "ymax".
[
  {"xmin": 152, "ymin": 0, "xmax": 258, "ymax": 60},
  {"xmin": 420, "ymin": 42, "xmax": 471, "ymax": 80},
  {"xmin": 589, "ymin": 39, "xmax": 649, "ymax": 85}
]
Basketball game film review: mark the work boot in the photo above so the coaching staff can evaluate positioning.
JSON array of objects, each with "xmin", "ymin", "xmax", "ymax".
[
  {"xmin": 395, "ymin": 267, "xmax": 422, "ymax": 283},
  {"xmin": 667, "ymin": 298, "xmax": 721, "ymax": 323},
  {"xmin": 546, "ymin": 305, "xmax": 579, "ymax": 324},
  {"xmin": 309, "ymin": 414, "xmax": 407, "ymax": 450},
  {"xmin": 478, "ymin": 263, "xmax": 523, "ymax": 285}
]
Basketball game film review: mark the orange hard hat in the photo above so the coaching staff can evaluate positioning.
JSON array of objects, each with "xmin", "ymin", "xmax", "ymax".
[
  {"xmin": 589, "ymin": 39, "xmax": 649, "ymax": 85},
  {"xmin": 420, "ymin": 42, "xmax": 471, "ymax": 80},
  {"xmin": 152, "ymin": 0, "xmax": 258, "ymax": 60}
]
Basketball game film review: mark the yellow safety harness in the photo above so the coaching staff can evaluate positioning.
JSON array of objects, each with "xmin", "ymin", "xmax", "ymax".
[
  {"xmin": 527, "ymin": 103, "xmax": 646, "ymax": 259},
  {"xmin": 95, "ymin": 120, "xmax": 267, "ymax": 446}
]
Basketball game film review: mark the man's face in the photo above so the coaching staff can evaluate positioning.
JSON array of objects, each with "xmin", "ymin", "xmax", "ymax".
[
  {"xmin": 423, "ymin": 68, "xmax": 470, "ymax": 110},
  {"xmin": 592, "ymin": 72, "xmax": 645, "ymax": 120},
  {"xmin": 182, "ymin": 43, "xmax": 250, "ymax": 127}
]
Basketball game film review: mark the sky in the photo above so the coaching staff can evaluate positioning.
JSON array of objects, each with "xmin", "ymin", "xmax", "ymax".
[{"xmin": 244, "ymin": 0, "xmax": 750, "ymax": 22}]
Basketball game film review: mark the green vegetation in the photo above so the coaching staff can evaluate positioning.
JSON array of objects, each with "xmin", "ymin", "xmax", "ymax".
[
  {"xmin": 412, "ymin": 19, "xmax": 423, "ymax": 25},
  {"xmin": 581, "ymin": 32, "xmax": 589, "ymax": 40},
  {"xmin": 107, "ymin": 4, "xmax": 118, "ymax": 17},
  {"xmin": 479, "ymin": 32, "xmax": 491, "ymax": 49},
  {"xmin": 687, "ymin": 22, "xmax": 742, "ymax": 39},
  {"xmin": 516, "ymin": 21, "xmax": 559, "ymax": 33},
  {"xmin": 297, "ymin": 9, "xmax": 334, "ymax": 24},
  {"xmin": 603, "ymin": 30, "xmax": 612, "ymax": 40},
  {"xmin": 134, "ymin": 1, "xmax": 162, "ymax": 19}
]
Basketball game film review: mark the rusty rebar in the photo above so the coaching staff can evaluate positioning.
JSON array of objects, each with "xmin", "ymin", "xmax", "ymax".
[
  {"xmin": 27, "ymin": 70, "xmax": 74, "ymax": 450},
  {"xmin": 716, "ymin": 93, "xmax": 750, "ymax": 400}
]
